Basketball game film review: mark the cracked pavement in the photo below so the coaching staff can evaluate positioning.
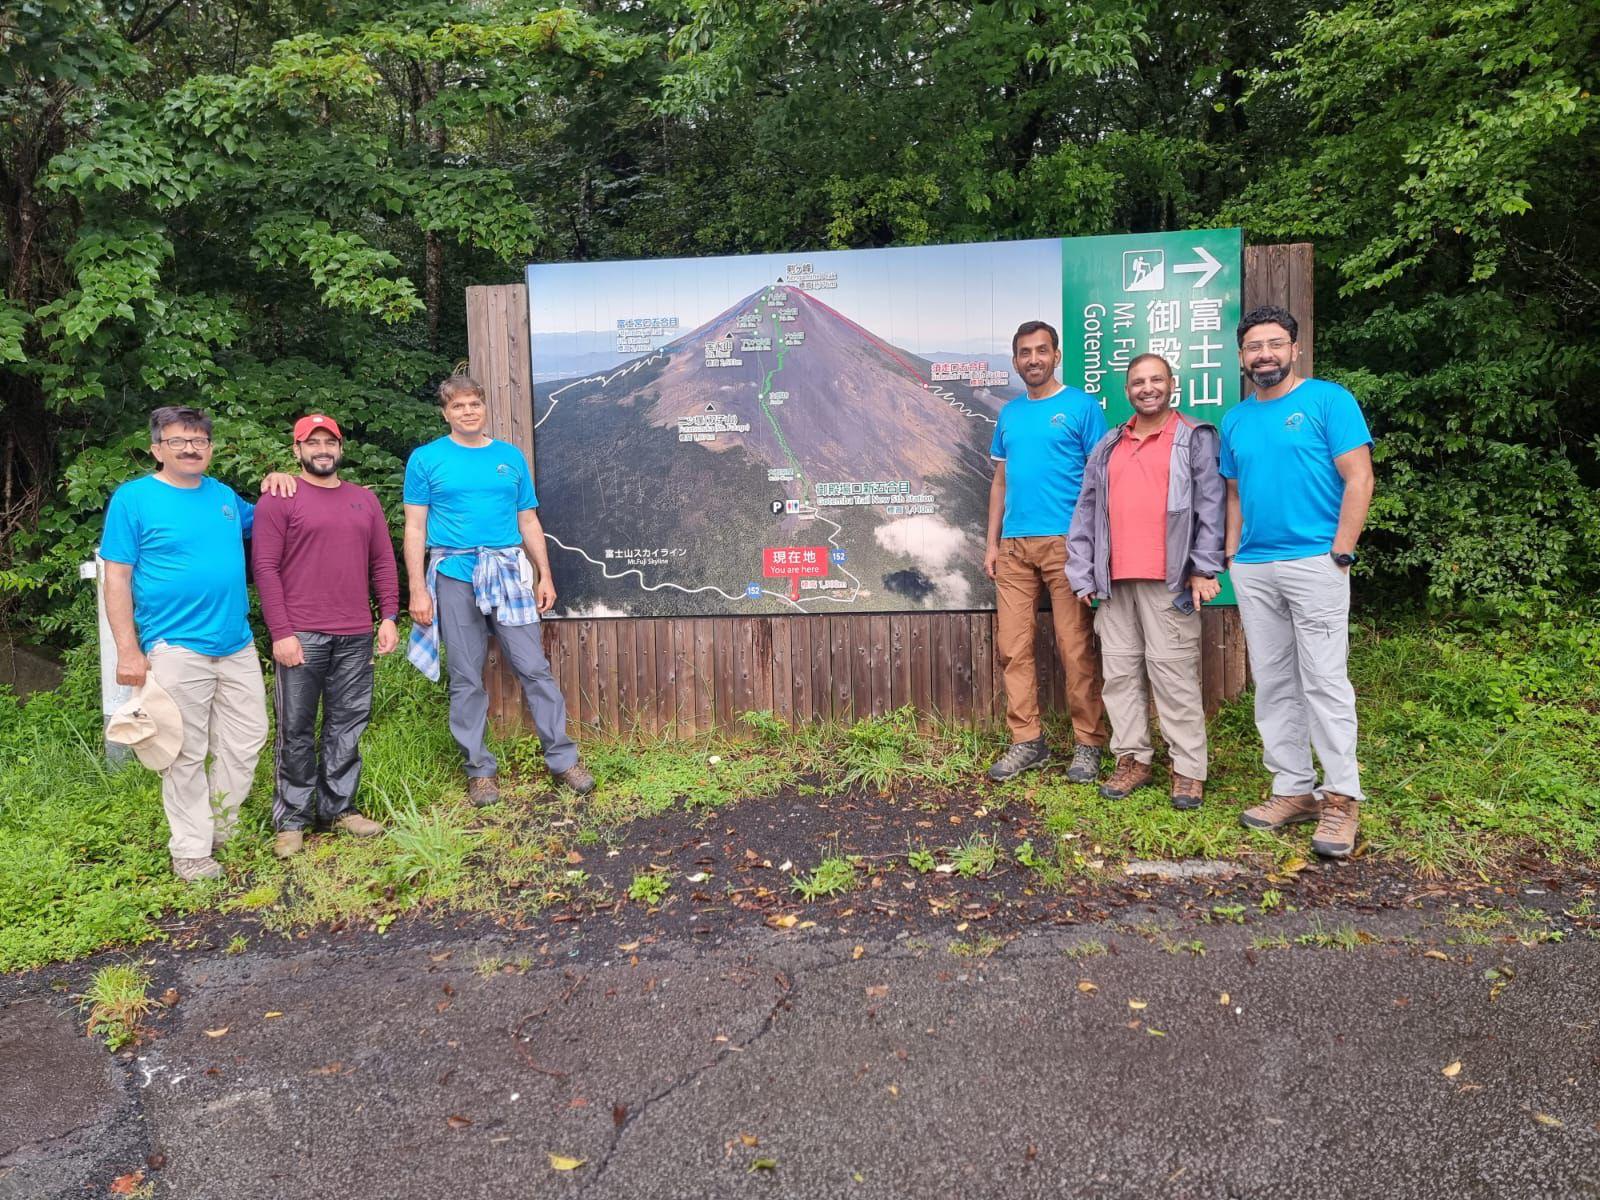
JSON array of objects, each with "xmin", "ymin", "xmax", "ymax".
[{"xmin": 5, "ymin": 905, "xmax": 1599, "ymax": 1199}]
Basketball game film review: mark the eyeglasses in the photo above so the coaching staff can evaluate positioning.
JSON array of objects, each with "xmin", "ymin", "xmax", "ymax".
[
  {"xmin": 1241, "ymin": 338, "xmax": 1293, "ymax": 354},
  {"xmin": 158, "ymin": 436, "xmax": 212, "ymax": 450}
]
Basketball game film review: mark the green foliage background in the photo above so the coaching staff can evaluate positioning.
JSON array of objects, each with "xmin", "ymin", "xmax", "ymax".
[{"xmin": 1, "ymin": 0, "xmax": 1597, "ymax": 627}]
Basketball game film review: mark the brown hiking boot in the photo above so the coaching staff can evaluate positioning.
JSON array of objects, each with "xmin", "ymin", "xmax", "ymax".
[
  {"xmin": 467, "ymin": 775, "xmax": 501, "ymax": 808},
  {"xmin": 333, "ymin": 812, "xmax": 384, "ymax": 837},
  {"xmin": 1312, "ymin": 792, "xmax": 1361, "ymax": 858},
  {"xmin": 554, "ymin": 762, "xmax": 596, "ymax": 796},
  {"xmin": 273, "ymin": 830, "xmax": 304, "ymax": 859},
  {"xmin": 1098, "ymin": 755, "xmax": 1153, "ymax": 799},
  {"xmin": 1170, "ymin": 773, "xmax": 1205, "ymax": 811},
  {"xmin": 1239, "ymin": 792, "xmax": 1319, "ymax": 832}
]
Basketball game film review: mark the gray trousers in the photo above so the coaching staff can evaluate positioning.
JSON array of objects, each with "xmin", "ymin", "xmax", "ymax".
[
  {"xmin": 1231, "ymin": 555, "xmax": 1364, "ymax": 802},
  {"xmin": 436, "ymin": 574, "xmax": 578, "ymax": 777}
]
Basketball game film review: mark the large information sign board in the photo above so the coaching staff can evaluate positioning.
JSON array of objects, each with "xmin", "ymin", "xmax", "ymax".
[{"xmin": 527, "ymin": 231, "xmax": 1241, "ymax": 619}]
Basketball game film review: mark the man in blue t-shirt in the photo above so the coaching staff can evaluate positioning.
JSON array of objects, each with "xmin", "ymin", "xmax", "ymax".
[
  {"xmin": 1220, "ymin": 305, "xmax": 1375, "ymax": 858},
  {"xmin": 101, "ymin": 406, "xmax": 270, "ymax": 883},
  {"xmin": 984, "ymin": 320, "xmax": 1109, "ymax": 783},
  {"xmin": 403, "ymin": 374, "xmax": 592, "ymax": 804}
]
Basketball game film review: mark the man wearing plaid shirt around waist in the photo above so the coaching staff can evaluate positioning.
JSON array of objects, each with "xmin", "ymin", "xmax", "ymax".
[{"xmin": 403, "ymin": 374, "xmax": 594, "ymax": 805}]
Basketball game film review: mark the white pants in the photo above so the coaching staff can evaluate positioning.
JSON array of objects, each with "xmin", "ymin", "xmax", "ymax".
[
  {"xmin": 1231, "ymin": 555, "xmax": 1364, "ymax": 801},
  {"xmin": 147, "ymin": 644, "xmax": 269, "ymax": 859}
]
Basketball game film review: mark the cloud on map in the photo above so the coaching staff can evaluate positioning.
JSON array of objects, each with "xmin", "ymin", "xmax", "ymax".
[{"xmin": 874, "ymin": 516, "xmax": 972, "ymax": 609}]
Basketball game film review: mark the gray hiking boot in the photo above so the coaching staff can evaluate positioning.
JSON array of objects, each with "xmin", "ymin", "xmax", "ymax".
[
  {"xmin": 1065, "ymin": 743, "xmax": 1104, "ymax": 784},
  {"xmin": 172, "ymin": 855, "xmax": 224, "ymax": 883},
  {"xmin": 987, "ymin": 737, "xmax": 1050, "ymax": 782}
]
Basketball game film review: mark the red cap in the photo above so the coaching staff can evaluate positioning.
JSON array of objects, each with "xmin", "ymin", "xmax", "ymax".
[{"xmin": 292, "ymin": 414, "xmax": 343, "ymax": 442}]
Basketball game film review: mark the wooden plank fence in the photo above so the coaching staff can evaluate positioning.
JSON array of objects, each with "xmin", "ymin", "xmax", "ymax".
[{"xmin": 468, "ymin": 243, "xmax": 1314, "ymax": 736}]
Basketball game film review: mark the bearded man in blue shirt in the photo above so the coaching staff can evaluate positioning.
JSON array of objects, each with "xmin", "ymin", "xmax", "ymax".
[{"xmin": 1222, "ymin": 306, "xmax": 1375, "ymax": 858}]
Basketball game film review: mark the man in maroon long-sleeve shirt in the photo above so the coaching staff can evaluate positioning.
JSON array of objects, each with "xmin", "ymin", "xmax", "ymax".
[{"xmin": 253, "ymin": 414, "xmax": 400, "ymax": 858}]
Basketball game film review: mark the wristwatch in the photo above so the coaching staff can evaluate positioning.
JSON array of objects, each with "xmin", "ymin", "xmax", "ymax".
[{"xmin": 1331, "ymin": 551, "xmax": 1358, "ymax": 568}]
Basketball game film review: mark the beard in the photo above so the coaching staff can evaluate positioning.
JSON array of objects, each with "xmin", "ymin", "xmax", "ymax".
[
  {"xmin": 302, "ymin": 453, "xmax": 342, "ymax": 477},
  {"xmin": 1247, "ymin": 363, "xmax": 1290, "ymax": 389}
]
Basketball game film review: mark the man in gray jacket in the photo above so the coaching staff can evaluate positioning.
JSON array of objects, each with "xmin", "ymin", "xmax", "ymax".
[{"xmin": 1067, "ymin": 353, "xmax": 1226, "ymax": 808}]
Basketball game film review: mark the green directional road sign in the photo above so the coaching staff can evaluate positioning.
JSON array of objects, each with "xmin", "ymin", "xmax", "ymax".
[
  {"xmin": 1060, "ymin": 227, "xmax": 1244, "ymax": 604},
  {"xmin": 1060, "ymin": 228, "xmax": 1243, "ymax": 426}
]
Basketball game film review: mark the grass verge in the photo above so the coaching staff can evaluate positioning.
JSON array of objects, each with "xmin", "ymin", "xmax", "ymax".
[{"xmin": 1, "ymin": 614, "xmax": 1595, "ymax": 972}]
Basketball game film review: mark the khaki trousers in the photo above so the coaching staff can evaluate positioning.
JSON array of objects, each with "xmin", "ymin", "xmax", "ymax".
[
  {"xmin": 993, "ymin": 535, "xmax": 1106, "ymax": 746},
  {"xmin": 147, "ymin": 643, "xmax": 269, "ymax": 860},
  {"xmin": 1094, "ymin": 580, "xmax": 1208, "ymax": 779}
]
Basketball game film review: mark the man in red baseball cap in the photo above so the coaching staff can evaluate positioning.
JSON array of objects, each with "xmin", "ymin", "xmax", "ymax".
[{"xmin": 252, "ymin": 414, "xmax": 400, "ymax": 857}]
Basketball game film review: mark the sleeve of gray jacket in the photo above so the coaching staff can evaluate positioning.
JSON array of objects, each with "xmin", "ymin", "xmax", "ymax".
[
  {"xmin": 1188, "ymin": 424, "xmax": 1227, "ymax": 577},
  {"xmin": 1065, "ymin": 447, "xmax": 1103, "ymax": 596}
]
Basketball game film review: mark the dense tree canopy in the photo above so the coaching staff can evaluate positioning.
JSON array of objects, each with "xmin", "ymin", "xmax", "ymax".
[{"xmin": 1, "ymin": 0, "xmax": 1595, "ymax": 634}]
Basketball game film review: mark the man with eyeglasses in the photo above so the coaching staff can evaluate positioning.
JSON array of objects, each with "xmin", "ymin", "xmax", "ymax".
[
  {"xmin": 252, "ymin": 414, "xmax": 399, "ymax": 858},
  {"xmin": 101, "ymin": 406, "xmax": 270, "ymax": 882},
  {"xmin": 1221, "ymin": 305, "xmax": 1375, "ymax": 857}
]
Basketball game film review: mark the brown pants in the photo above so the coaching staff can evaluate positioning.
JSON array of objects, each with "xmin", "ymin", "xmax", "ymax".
[
  {"xmin": 1095, "ymin": 580, "xmax": 1208, "ymax": 779},
  {"xmin": 994, "ymin": 535, "xmax": 1107, "ymax": 746}
]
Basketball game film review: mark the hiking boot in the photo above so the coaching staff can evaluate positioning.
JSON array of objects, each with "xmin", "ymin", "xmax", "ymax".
[
  {"xmin": 332, "ymin": 813, "xmax": 384, "ymax": 837},
  {"xmin": 1065, "ymin": 743, "xmax": 1104, "ymax": 784},
  {"xmin": 554, "ymin": 762, "xmax": 596, "ymax": 796},
  {"xmin": 467, "ymin": 775, "xmax": 501, "ymax": 808},
  {"xmin": 1312, "ymin": 792, "xmax": 1361, "ymax": 858},
  {"xmin": 987, "ymin": 737, "xmax": 1050, "ymax": 782},
  {"xmin": 1239, "ymin": 792, "xmax": 1320, "ymax": 832},
  {"xmin": 273, "ymin": 830, "xmax": 304, "ymax": 859},
  {"xmin": 1170, "ymin": 772, "xmax": 1205, "ymax": 811},
  {"xmin": 1098, "ymin": 755, "xmax": 1153, "ymax": 799},
  {"xmin": 172, "ymin": 855, "xmax": 224, "ymax": 882}
]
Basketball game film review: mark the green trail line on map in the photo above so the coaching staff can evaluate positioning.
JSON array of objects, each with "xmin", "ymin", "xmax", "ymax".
[{"xmin": 755, "ymin": 287, "xmax": 804, "ymax": 488}]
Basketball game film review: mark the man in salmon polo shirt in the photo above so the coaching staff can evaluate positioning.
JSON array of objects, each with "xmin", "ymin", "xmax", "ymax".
[
  {"xmin": 252, "ymin": 414, "xmax": 400, "ymax": 858},
  {"xmin": 983, "ymin": 320, "xmax": 1110, "ymax": 783}
]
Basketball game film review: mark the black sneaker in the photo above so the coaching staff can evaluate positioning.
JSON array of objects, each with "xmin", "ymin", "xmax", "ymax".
[{"xmin": 987, "ymin": 737, "xmax": 1050, "ymax": 782}]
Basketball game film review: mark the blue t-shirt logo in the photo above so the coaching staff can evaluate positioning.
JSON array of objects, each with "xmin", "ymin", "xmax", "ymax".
[
  {"xmin": 1283, "ymin": 412, "xmax": 1305, "ymax": 430},
  {"xmin": 221, "ymin": 503, "xmax": 236, "ymax": 520}
]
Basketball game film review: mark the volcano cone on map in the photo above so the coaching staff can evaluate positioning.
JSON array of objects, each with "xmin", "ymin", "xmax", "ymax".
[{"xmin": 532, "ymin": 285, "xmax": 1011, "ymax": 618}]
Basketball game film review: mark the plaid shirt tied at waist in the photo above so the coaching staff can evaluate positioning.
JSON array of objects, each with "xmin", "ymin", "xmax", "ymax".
[{"xmin": 407, "ymin": 546, "xmax": 539, "ymax": 682}]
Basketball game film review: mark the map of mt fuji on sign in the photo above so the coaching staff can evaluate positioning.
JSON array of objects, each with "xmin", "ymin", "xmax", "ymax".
[{"xmin": 530, "ymin": 283, "xmax": 1009, "ymax": 618}]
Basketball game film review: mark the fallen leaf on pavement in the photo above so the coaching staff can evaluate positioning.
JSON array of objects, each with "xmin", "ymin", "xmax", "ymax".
[
  {"xmin": 109, "ymin": 1171, "xmax": 144, "ymax": 1195},
  {"xmin": 865, "ymin": 985, "xmax": 889, "ymax": 1000},
  {"xmin": 1147, "ymin": 1028, "xmax": 1166, "ymax": 1037},
  {"xmin": 618, "ymin": 941, "xmax": 639, "ymax": 952},
  {"xmin": 749, "ymin": 1158, "xmax": 777, "ymax": 1173},
  {"xmin": 1076, "ymin": 981, "xmax": 1098, "ymax": 994},
  {"xmin": 687, "ymin": 872, "xmax": 709, "ymax": 883},
  {"xmin": 1218, "ymin": 993, "xmax": 1230, "ymax": 1006},
  {"xmin": 1128, "ymin": 999, "xmax": 1147, "ymax": 1011},
  {"xmin": 613, "ymin": 1104, "xmax": 627, "ymax": 1127},
  {"xmin": 264, "ymin": 1011, "xmax": 283, "ymax": 1019},
  {"xmin": 954, "ymin": 922, "xmax": 969, "ymax": 932},
  {"xmin": 1423, "ymin": 950, "xmax": 1450, "ymax": 961},
  {"xmin": 1533, "ymin": 1113, "xmax": 1563, "ymax": 1129},
  {"xmin": 549, "ymin": 1153, "xmax": 585, "ymax": 1170},
  {"xmin": 310, "ymin": 1062, "xmax": 344, "ymax": 1075},
  {"xmin": 160, "ymin": 989, "xmax": 180, "ymax": 1007},
  {"xmin": 778, "ymin": 860, "xmax": 793, "ymax": 872},
  {"xmin": 768, "ymin": 914, "xmax": 798, "ymax": 929},
  {"xmin": 852, "ymin": 945, "xmax": 865, "ymax": 960},
  {"xmin": 446, "ymin": 1115, "xmax": 472, "ymax": 1130},
  {"xmin": 1442, "ymin": 1061, "xmax": 1462, "ymax": 1078},
  {"xmin": 203, "ymin": 1027, "xmax": 228, "ymax": 1038},
  {"xmin": 740, "ymin": 1133, "xmax": 759, "ymax": 1148}
]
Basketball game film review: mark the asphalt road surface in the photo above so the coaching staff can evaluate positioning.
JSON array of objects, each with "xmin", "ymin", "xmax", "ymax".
[{"xmin": 4, "ymin": 904, "xmax": 1597, "ymax": 1199}]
